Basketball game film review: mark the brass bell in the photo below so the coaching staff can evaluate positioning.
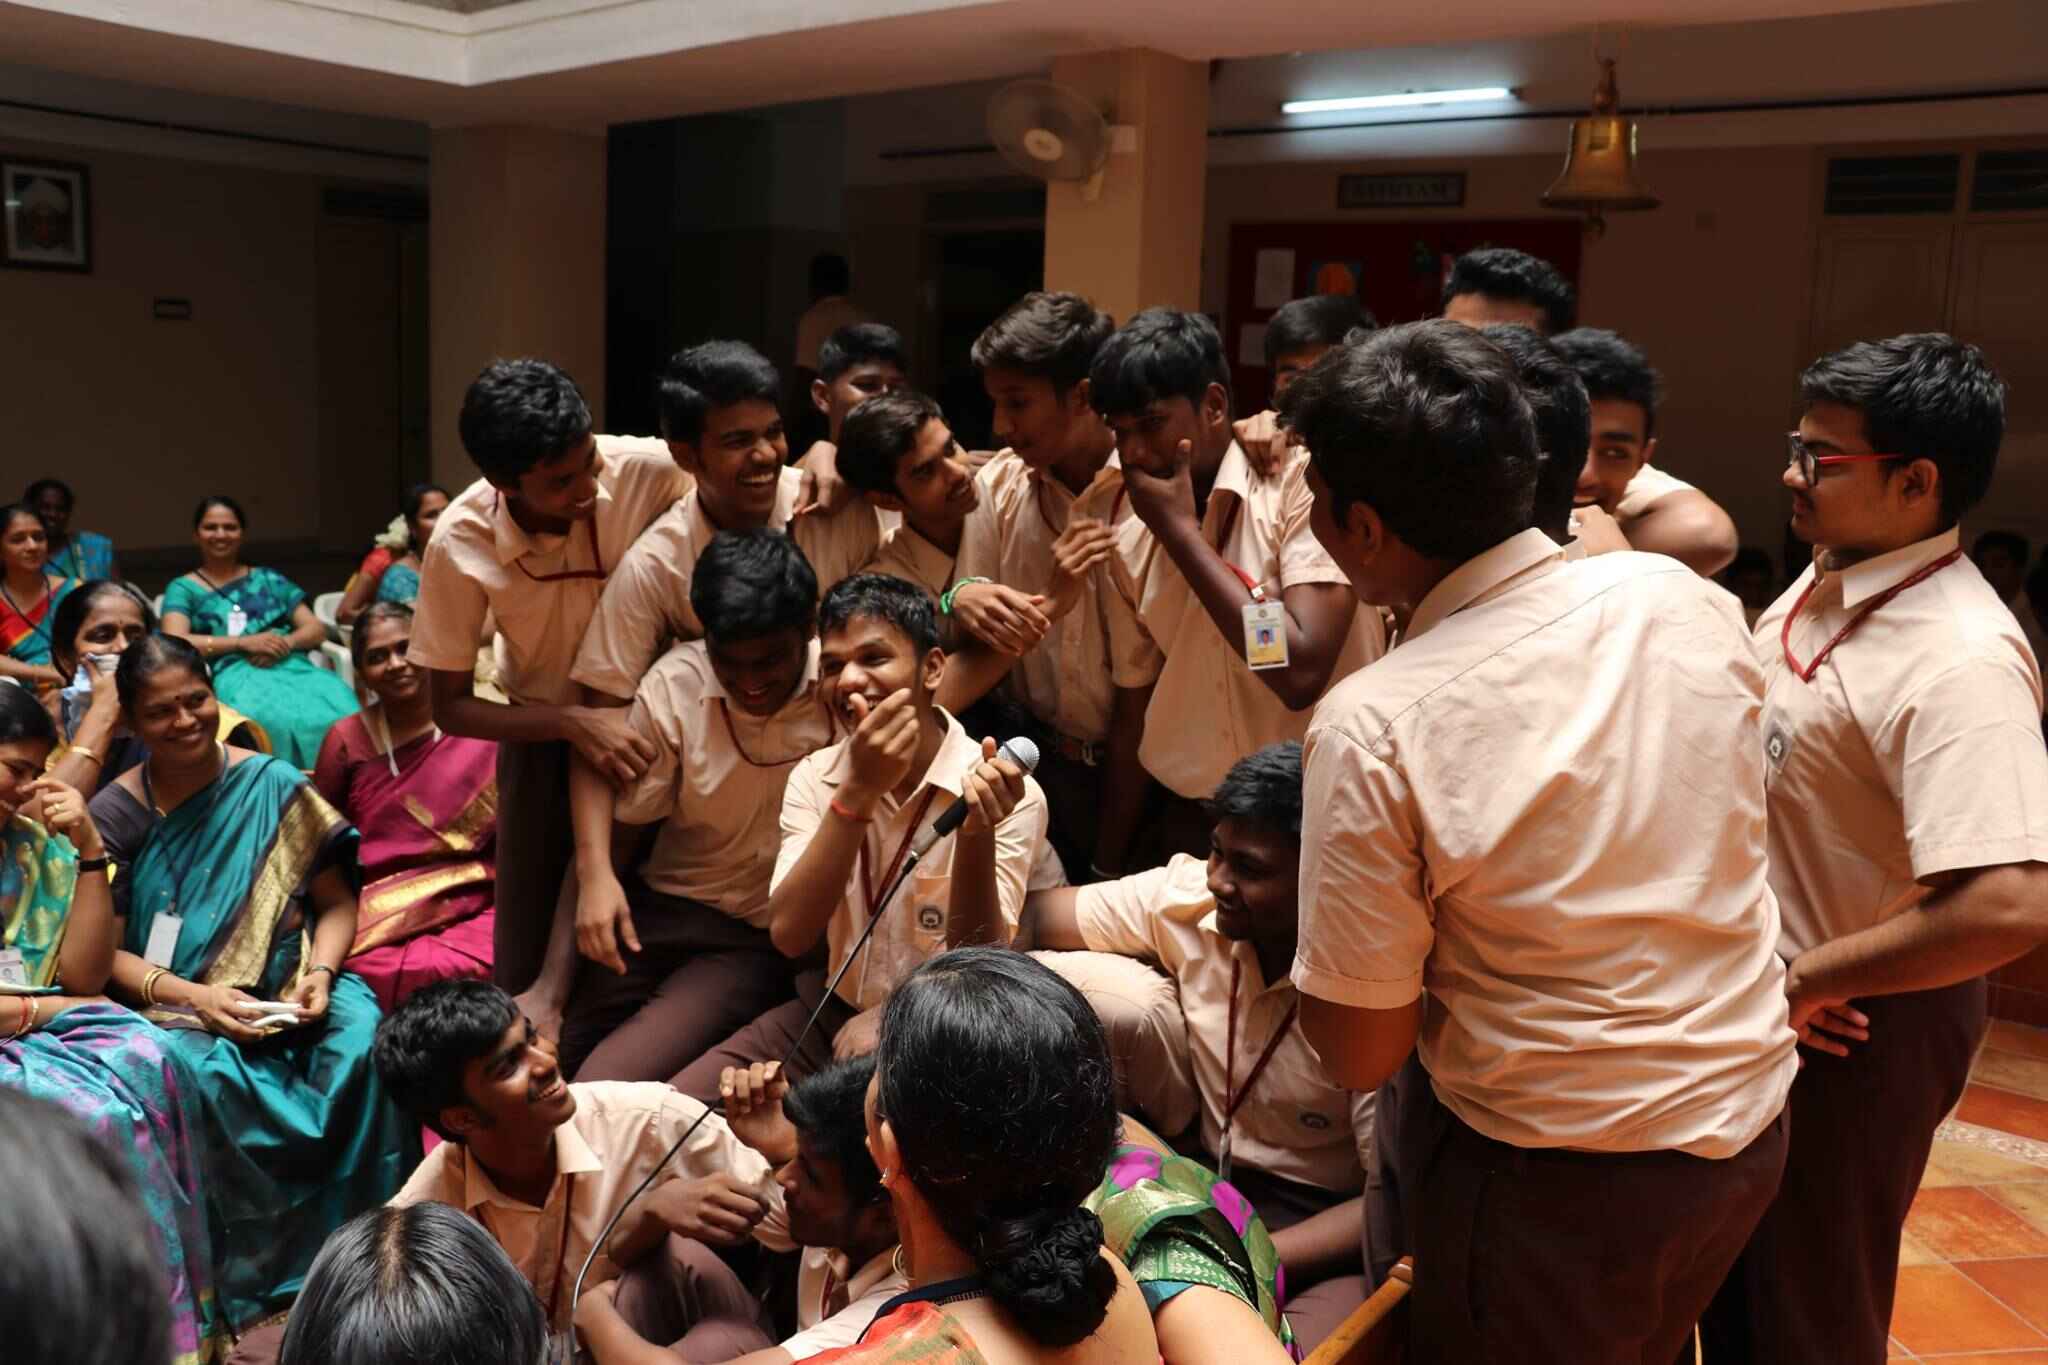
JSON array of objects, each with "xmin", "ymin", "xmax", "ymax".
[{"xmin": 1542, "ymin": 57, "xmax": 1660, "ymax": 237}]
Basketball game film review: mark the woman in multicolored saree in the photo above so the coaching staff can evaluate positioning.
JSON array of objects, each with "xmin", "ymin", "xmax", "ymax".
[
  {"xmin": 159, "ymin": 495, "xmax": 358, "ymax": 768},
  {"xmin": 0, "ymin": 682, "xmax": 222, "ymax": 1363},
  {"xmin": 312, "ymin": 603, "xmax": 496, "ymax": 1010},
  {"xmin": 88, "ymin": 635, "xmax": 416, "ymax": 1338},
  {"xmin": 0, "ymin": 501, "xmax": 78, "ymax": 689}
]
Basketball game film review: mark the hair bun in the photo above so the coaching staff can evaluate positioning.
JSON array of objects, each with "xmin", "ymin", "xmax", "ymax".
[{"xmin": 975, "ymin": 1204, "xmax": 1116, "ymax": 1348}]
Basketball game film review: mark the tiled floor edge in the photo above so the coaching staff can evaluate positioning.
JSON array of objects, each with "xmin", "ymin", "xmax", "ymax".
[{"xmin": 1935, "ymin": 1115, "xmax": 2048, "ymax": 1170}]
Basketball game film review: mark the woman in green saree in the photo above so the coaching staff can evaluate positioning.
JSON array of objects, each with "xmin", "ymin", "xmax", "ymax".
[
  {"xmin": 159, "ymin": 495, "xmax": 358, "ymax": 768},
  {"xmin": 87, "ymin": 634, "xmax": 416, "ymax": 1340}
]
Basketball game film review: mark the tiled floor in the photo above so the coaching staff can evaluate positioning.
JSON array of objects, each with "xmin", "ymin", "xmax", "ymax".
[{"xmin": 1888, "ymin": 1020, "xmax": 2048, "ymax": 1361}]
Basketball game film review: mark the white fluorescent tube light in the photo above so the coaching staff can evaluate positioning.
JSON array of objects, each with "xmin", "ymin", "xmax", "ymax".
[{"xmin": 1281, "ymin": 87, "xmax": 1514, "ymax": 115}]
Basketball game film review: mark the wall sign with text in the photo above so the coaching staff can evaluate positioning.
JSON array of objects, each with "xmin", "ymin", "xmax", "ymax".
[{"xmin": 1336, "ymin": 172, "xmax": 1467, "ymax": 210}]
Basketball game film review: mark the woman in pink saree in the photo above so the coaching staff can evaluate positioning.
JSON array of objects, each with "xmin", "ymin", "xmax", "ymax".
[{"xmin": 312, "ymin": 603, "xmax": 497, "ymax": 1009}]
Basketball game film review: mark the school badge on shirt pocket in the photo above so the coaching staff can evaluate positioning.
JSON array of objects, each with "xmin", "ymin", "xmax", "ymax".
[{"xmin": 1763, "ymin": 709, "xmax": 1794, "ymax": 777}]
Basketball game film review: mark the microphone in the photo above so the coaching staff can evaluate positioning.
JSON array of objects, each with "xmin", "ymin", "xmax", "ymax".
[{"xmin": 911, "ymin": 736, "xmax": 1040, "ymax": 856}]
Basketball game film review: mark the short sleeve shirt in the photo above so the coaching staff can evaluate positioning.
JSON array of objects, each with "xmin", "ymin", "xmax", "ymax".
[
  {"xmin": 1614, "ymin": 463, "xmax": 1693, "ymax": 519},
  {"xmin": 1755, "ymin": 527, "xmax": 2048, "ymax": 956},
  {"xmin": 865, "ymin": 522, "xmax": 957, "ymax": 605},
  {"xmin": 1077, "ymin": 854, "xmax": 1369, "ymax": 1193},
  {"xmin": 772, "ymin": 708, "xmax": 1050, "ymax": 1009},
  {"xmin": 1293, "ymin": 530, "xmax": 1797, "ymax": 1157},
  {"xmin": 409, "ymin": 436, "xmax": 684, "ymax": 706},
  {"xmin": 1112, "ymin": 443, "xmax": 1387, "ymax": 798},
  {"xmin": 614, "ymin": 639, "xmax": 838, "ymax": 926},
  {"xmin": 571, "ymin": 468, "xmax": 879, "ymax": 701},
  {"xmin": 952, "ymin": 451, "xmax": 1152, "ymax": 743}
]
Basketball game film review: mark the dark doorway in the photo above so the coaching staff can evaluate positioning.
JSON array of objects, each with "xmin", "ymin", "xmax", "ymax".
[{"xmin": 930, "ymin": 227, "xmax": 1043, "ymax": 451}]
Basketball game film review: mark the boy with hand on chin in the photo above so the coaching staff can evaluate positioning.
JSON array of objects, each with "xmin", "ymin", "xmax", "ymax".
[
  {"xmin": 670, "ymin": 574, "xmax": 1045, "ymax": 1101},
  {"xmin": 840, "ymin": 389, "xmax": 982, "ymax": 604}
]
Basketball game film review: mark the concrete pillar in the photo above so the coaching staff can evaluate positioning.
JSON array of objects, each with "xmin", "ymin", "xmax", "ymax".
[
  {"xmin": 1042, "ymin": 49, "xmax": 1209, "ymax": 323},
  {"xmin": 429, "ymin": 126, "xmax": 606, "ymax": 489}
]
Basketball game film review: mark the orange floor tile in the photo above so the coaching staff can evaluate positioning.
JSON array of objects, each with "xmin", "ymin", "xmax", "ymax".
[{"xmin": 1886, "ymin": 1021, "xmax": 2048, "ymax": 1361}]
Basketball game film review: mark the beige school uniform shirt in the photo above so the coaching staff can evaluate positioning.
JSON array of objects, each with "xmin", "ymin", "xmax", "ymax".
[
  {"xmin": 865, "ymin": 521, "xmax": 957, "ymax": 605},
  {"xmin": 1112, "ymin": 443, "xmax": 1387, "ymax": 799},
  {"xmin": 390, "ymin": 1082, "xmax": 775, "ymax": 1331},
  {"xmin": 753, "ymin": 1202, "xmax": 907, "ymax": 1358},
  {"xmin": 613, "ymin": 640, "xmax": 837, "ymax": 927},
  {"xmin": 1293, "ymin": 531, "xmax": 1798, "ymax": 1157},
  {"xmin": 409, "ymin": 436, "xmax": 684, "ymax": 706},
  {"xmin": 1078, "ymin": 854, "xmax": 1371, "ymax": 1193},
  {"xmin": 773, "ymin": 707, "xmax": 1050, "ymax": 1010},
  {"xmin": 571, "ymin": 467, "xmax": 880, "ymax": 701},
  {"xmin": 1614, "ymin": 463, "xmax": 1693, "ymax": 519},
  {"xmin": 952, "ymin": 451, "xmax": 1152, "ymax": 744},
  {"xmin": 1756, "ymin": 528, "xmax": 2048, "ymax": 958}
]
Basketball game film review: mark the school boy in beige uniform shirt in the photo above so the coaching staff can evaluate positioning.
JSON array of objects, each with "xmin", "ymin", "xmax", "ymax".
[
  {"xmin": 1283, "ymin": 321, "xmax": 1796, "ymax": 1365},
  {"xmin": 1697, "ymin": 334, "xmax": 2048, "ymax": 1364}
]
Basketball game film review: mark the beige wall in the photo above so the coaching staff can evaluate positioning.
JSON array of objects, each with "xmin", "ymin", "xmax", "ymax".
[
  {"xmin": 1204, "ymin": 146, "xmax": 1820, "ymax": 566},
  {"xmin": 429, "ymin": 126, "xmax": 606, "ymax": 493},
  {"xmin": 0, "ymin": 136, "xmax": 338, "ymax": 556}
]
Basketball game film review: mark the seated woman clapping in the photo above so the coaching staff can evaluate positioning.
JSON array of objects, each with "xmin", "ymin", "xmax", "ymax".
[
  {"xmin": 159, "ymin": 495, "xmax": 359, "ymax": 768},
  {"xmin": 87, "ymin": 635, "xmax": 415, "ymax": 1336},
  {"xmin": 0, "ymin": 682, "xmax": 222, "ymax": 1362},
  {"xmin": 313, "ymin": 603, "xmax": 498, "ymax": 1009},
  {"xmin": 335, "ymin": 483, "xmax": 451, "ymax": 627},
  {"xmin": 800, "ymin": 946, "xmax": 1159, "ymax": 1365}
]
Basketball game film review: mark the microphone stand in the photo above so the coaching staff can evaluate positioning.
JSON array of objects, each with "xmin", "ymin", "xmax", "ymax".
[{"xmin": 559, "ymin": 843, "xmax": 932, "ymax": 1361}]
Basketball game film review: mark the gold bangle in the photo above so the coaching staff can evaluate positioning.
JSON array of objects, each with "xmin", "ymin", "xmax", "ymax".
[
  {"xmin": 22, "ymin": 997, "xmax": 39, "ymax": 1034},
  {"xmin": 67, "ymin": 743, "xmax": 102, "ymax": 767},
  {"xmin": 141, "ymin": 967, "xmax": 167, "ymax": 1009}
]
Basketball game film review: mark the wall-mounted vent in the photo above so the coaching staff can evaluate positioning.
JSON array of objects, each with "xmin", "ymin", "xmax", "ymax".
[
  {"xmin": 1823, "ymin": 154, "xmax": 1961, "ymax": 215},
  {"xmin": 1971, "ymin": 149, "xmax": 2048, "ymax": 212}
]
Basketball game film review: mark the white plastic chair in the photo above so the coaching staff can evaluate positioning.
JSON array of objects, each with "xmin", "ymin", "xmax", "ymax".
[
  {"xmin": 317, "ymin": 640, "xmax": 355, "ymax": 692},
  {"xmin": 313, "ymin": 591, "xmax": 344, "ymax": 643}
]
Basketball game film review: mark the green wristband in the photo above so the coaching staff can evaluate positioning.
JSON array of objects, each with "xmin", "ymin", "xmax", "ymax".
[{"xmin": 942, "ymin": 577, "xmax": 991, "ymax": 613}]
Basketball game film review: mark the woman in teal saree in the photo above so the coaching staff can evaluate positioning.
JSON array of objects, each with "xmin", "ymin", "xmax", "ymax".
[
  {"xmin": 0, "ymin": 682, "xmax": 223, "ymax": 1363},
  {"xmin": 89, "ymin": 635, "xmax": 416, "ymax": 1339},
  {"xmin": 160, "ymin": 495, "xmax": 358, "ymax": 768}
]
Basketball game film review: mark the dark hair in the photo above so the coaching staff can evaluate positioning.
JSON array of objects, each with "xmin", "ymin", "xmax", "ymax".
[
  {"xmin": 456, "ymin": 358, "xmax": 594, "ymax": 484},
  {"xmin": 818, "ymin": 323, "xmax": 907, "ymax": 384},
  {"xmin": 838, "ymin": 390, "xmax": 945, "ymax": 498},
  {"xmin": 691, "ymin": 530, "xmax": 819, "ymax": 644},
  {"xmin": 819, "ymin": 572, "xmax": 940, "ymax": 656},
  {"xmin": 114, "ymin": 634, "xmax": 211, "ymax": 713},
  {"xmin": 373, "ymin": 979, "xmax": 520, "ymax": 1141},
  {"xmin": 876, "ymin": 948, "xmax": 1120, "ymax": 1347},
  {"xmin": 0, "ymin": 676, "xmax": 57, "ymax": 748},
  {"xmin": 1265, "ymin": 295, "xmax": 1376, "ymax": 367},
  {"xmin": 191, "ymin": 494, "xmax": 246, "ymax": 530},
  {"xmin": 971, "ymin": 291, "xmax": 1115, "ymax": 395},
  {"xmin": 1975, "ymin": 530, "xmax": 2029, "ymax": 564},
  {"xmin": 1800, "ymin": 333, "xmax": 2005, "ymax": 525},
  {"xmin": 1089, "ymin": 308, "xmax": 1232, "ymax": 418},
  {"xmin": 48, "ymin": 580, "xmax": 155, "ymax": 675},
  {"xmin": 1483, "ymin": 324, "xmax": 1591, "ymax": 540},
  {"xmin": 1205, "ymin": 740, "xmax": 1304, "ymax": 838},
  {"xmin": 782, "ymin": 1055, "xmax": 884, "ymax": 1208},
  {"xmin": 350, "ymin": 601, "xmax": 415, "ymax": 673},
  {"xmin": 1552, "ymin": 328, "xmax": 1661, "ymax": 438},
  {"xmin": 1442, "ymin": 247, "xmax": 1576, "ymax": 335},
  {"xmin": 0, "ymin": 1091, "xmax": 173, "ymax": 1365},
  {"xmin": 809, "ymin": 252, "xmax": 851, "ymax": 301},
  {"xmin": 1280, "ymin": 321, "xmax": 1541, "ymax": 563},
  {"xmin": 22, "ymin": 477, "xmax": 73, "ymax": 510},
  {"xmin": 657, "ymin": 340, "xmax": 782, "ymax": 446},
  {"xmin": 402, "ymin": 483, "xmax": 449, "ymax": 549},
  {"xmin": 0, "ymin": 503, "xmax": 44, "ymax": 539},
  {"xmin": 278, "ymin": 1202, "xmax": 548, "ymax": 1365}
]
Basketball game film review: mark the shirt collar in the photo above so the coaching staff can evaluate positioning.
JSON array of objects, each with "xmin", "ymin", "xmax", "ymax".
[
  {"xmin": 818, "ymin": 706, "xmax": 974, "ymax": 796},
  {"xmin": 1027, "ymin": 450, "xmax": 1122, "ymax": 513},
  {"xmin": 459, "ymin": 1108, "xmax": 607, "ymax": 1214},
  {"xmin": 1833, "ymin": 526, "xmax": 1962, "ymax": 610},
  {"xmin": 1405, "ymin": 528, "xmax": 1565, "ymax": 642},
  {"xmin": 685, "ymin": 467, "xmax": 803, "ymax": 545},
  {"xmin": 1210, "ymin": 440, "xmax": 1256, "ymax": 505},
  {"xmin": 700, "ymin": 639, "xmax": 823, "ymax": 711},
  {"xmin": 1197, "ymin": 915, "xmax": 1299, "ymax": 1001},
  {"xmin": 489, "ymin": 452, "xmax": 616, "ymax": 568}
]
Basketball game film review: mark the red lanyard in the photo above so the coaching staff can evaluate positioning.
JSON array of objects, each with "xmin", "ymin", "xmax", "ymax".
[
  {"xmin": 1223, "ymin": 958, "xmax": 1299, "ymax": 1134},
  {"xmin": 857, "ymin": 788, "xmax": 939, "ymax": 922},
  {"xmin": 496, "ymin": 498, "xmax": 608, "ymax": 584},
  {"xmin": 1781, "ymin": 548, "xmax": 1961, "ymax": 683},
  {"xmin": 718, "ymin": 698, "xmax": 809, "ymax": 768}
]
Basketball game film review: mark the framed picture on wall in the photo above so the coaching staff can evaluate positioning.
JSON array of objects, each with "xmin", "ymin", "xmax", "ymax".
[{"xmin": 2, "ymin": 157, "xmax": 92, "ymax": 272}]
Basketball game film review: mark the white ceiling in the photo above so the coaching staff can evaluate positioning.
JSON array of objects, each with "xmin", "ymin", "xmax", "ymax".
[{"xmin": 0, "ymin": 0, "xmax": 2013, "ymax": 131}]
